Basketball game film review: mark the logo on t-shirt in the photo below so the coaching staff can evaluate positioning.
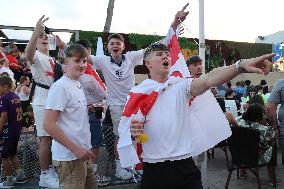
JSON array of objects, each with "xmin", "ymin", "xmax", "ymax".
[{"xmin": 115, "ymin": 70, "xmax": 123, "ymax": 79}]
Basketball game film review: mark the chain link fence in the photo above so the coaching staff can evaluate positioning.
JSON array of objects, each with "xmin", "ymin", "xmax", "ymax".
[
  {"xmin": 0, "ymin": 122, "xmax": 127, "ymax": 185},
  {"xmin": 0, "ymin": 131, "xmax": 40, "ymax": 183}
]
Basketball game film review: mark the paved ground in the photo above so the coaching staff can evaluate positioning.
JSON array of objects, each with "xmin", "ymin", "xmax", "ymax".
[
  {"xmin": 206, "ymin": 147, "xmax": 284, "ymax": 189},
  {"xmin": 7, "ymin": 147, "xmax": 284, "ymax": 189}
]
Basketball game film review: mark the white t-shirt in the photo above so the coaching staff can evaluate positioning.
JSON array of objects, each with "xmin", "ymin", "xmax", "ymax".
[
  {"xmin": 225, "ymin": 100, "xmax": 238, "ymax": 118},
  {"xmin": 28, "ymin": 50, "xmax": 54, "ymax": 106},
  {"xmin": 0, "ymin": 66, "xmax": 14, "ymax": 79},
  {"xmin": 45, "ymin": 75, "xmax": 91, "ymax": 161},
  {"xmin": 142, "ymin": 78, "xmax": 194, "ymax": 163},
  {"xmin": 91, "ymin": 50, "xmax": 144, "ymax": 106}
]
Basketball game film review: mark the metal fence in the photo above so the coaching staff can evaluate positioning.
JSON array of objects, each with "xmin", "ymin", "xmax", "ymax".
[{"xmin": 0, "ymin": 122, "xmax": 120, "ymax": 184}]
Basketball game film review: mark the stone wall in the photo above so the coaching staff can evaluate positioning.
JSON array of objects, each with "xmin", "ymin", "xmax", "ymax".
[
  {"xmin": 230, "ymin": 72, "xmax": 284, "ymax": 86},
  {"xmin": 135, "ymin": 72, "xmax": 284, "ymax": 86}
]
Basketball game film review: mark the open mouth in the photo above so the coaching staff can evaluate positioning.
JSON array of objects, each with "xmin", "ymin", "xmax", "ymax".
[{"xmin": 163, "ymin": 61, "xmax": 169, "ymax": 67}]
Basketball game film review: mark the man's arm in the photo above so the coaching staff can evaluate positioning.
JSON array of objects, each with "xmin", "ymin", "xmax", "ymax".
[
  {"xmin": 25, "ymin": 15, "xmax": 49, "ymax": 64},
  {"xmin": 0, "ymin": 112, "xmax": 7, "ymax": 133},
  {"xmin": 44, "ymin": 110, "xmax": 95, "ymax": 161},
  {"xmin": 190, "ymin": 54, "xmax": 274, "ymax": 97}
]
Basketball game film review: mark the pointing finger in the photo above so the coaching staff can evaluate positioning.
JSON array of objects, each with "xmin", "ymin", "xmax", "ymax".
[
  {"xmin": 254, "ymin": 53, "xmax": 275, "ymax": 63},
  {"xmin": 181, "ymin": 3, "xmax": 189, "ymax": 12}
]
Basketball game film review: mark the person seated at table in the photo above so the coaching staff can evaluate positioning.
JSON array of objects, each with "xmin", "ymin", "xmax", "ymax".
[{"xmin": 236, "ymin": 103, "xmax": 280, "ymax": 185}]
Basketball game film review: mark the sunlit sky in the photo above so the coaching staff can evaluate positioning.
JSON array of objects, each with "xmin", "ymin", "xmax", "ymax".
[{"xmin": 1, "ymin": 0, "xmax": 284, "ymax": 43}]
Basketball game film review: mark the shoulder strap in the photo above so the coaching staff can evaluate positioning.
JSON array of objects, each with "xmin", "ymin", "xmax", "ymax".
[{"xmin": 28, "ymin": 81, "xmax": 50, "ymax": 103}]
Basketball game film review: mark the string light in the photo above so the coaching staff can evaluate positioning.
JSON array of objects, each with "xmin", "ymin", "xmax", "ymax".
[{"xmin": 178, "ymin": 18, "xmax": 199, "ymax": 46}]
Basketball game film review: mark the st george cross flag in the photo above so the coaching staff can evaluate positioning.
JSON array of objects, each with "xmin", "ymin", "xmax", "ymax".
[
  {"xmin": 79, "ymin": 63, "xmax": 107, "ymax": 104},
  {"xmin": 118, "ymin": 26, "xmax": 231, "ymax": 168}
]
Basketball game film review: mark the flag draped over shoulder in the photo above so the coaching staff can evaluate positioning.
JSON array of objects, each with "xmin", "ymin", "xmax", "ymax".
[
  {"xmin": 118, "ymin": 26, "xmax": 231, "ymax": 168},
  {"xmin": 79, "ymin": 64, "xmax": 107, "ymax": 104},
  {"xmin": 85, "ymin": 64, "xmax": 106, "ymax": 91}
]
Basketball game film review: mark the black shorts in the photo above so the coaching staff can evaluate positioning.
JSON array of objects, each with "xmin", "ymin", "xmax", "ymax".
[
  {"xmin": 0, "ymin": 136, "xmax": 20, "ymax": 158},
  {"xmin": 141, "ymin": 157, "xmax": 203, "ymax": 189}
]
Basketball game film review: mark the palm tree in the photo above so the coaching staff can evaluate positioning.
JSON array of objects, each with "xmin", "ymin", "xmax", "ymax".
[{"xmin": 103, "ymin": 0, "xmax": 115, "ymax": 33}]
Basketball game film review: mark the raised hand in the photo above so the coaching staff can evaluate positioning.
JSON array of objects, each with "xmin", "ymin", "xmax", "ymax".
[
  {"xmin": 240, "ymin": 53, "xmax": 275, "ymax": 75},
  {"xmin": 34, "ymin": 15, "xmax": 49, "ymax": 36},
  {"xmin": 176, "ymin": 3, "xmax": 189, "ymax": 23},
  {"xmin": 56, "ymin": 35, "xmax": 65, "ymax": 48},
  {"xmin": 172, "ymin": 3, "xmax": 189, "ymax": 30}
]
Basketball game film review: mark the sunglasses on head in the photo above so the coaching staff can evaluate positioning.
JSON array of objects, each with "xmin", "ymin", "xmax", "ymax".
[{"xmin": 39, "ymin": 33, "xmax": 48, "ymax": 39}]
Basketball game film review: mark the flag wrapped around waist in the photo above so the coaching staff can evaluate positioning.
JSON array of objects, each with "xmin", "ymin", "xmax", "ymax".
[{"xmin": 118, "ymin": 25, "xmax": 231, "ymax": 168}]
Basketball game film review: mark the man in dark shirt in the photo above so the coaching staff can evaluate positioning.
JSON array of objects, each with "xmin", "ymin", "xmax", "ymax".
[{"xmin": 0, "ymin": 76, "xmax": 27, "ymax": 187}]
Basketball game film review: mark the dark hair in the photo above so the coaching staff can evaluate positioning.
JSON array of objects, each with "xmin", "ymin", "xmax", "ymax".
[
  {"xmin": 1, "ymin": 72, "xmax": 9, "ymax": 77},
  {"xmin": 255, "ymin": 85, "xmax": 263, "ymax": 92},
  {"xmin": 20, "ymin": 76, "xmax": 29, "ymax": 84},
  {"xmin": 227, "ymin": 81, "xmax": 232, "ymax": 88},
  {"xmin": 144, "ymin": 42, "xmax": 169, "ymax": 60},
  {"xmin": 245, "ymin": 80, "xmax": 251, "ymax": 86},
  {"xmin": 0, "ymin": 76, "xmax": 13, "ymax": 88},
  {"xmin": 186, "ymin": 55, "xmax": 202, "ymax": 66},
  {"xmin": 242, "ymin": 103, "xmax": 264, "ymax": 123},
  {"xmin": 247, "ymin": 86, "xmax": 257, "ymax": 94},
  {"xmin": 0, "ymin": 58, "xmax": 6, "ymax": 65},
  {"xmin": 248, "ymin": 94, "xmax": 265, "ymax": 107},
  {"xmin": 76, "ymin": 39, "xmax": 92, "ymax": 49},
  {"xmin": 225, "ymin": 89, "xmax": 234, "ymax": 98},
  {"xmin": 108, "ymin": 33, "xmax": 124, "ymax": 43},
  {"xmin": 65, "ymin": 44, "xmax": 88, "ymax": 58},
  {"xmin": 260, "ymin": 79, "xmax": 267, "ymax": 86}
]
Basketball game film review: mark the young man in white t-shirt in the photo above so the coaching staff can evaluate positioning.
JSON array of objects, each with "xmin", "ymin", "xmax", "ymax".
[
  {"xmin": 44, "ymin": 44, "xmax": 97, "ymax": 189},
  {"xmin": 128, "ymin": 7, "xmax": 274, "ymax": 188},
  {"xmin": 89, "ymin": 33, "xmax": 144, "ymax": 179},
  {"xmin": 25, "ymin": 15, "xmax": 59, "ymax": 188}
]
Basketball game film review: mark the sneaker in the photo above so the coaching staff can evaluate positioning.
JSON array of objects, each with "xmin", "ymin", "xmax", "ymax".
[
  {"xmin": 136, "ymin": 170, "xmax": 143, "ymax": 176},
  {"xmin": 0, "ymin": 176, "xmax": 15, "ymax": 188},
  {"xmin": 49, "ymin": 167, "xmax": 58, "ymax": 179},
  {"xmin": 115, "ymin": 168, "xmax": 133, "ymax": 180},
  {"xmin": 269, "ymin": 179, "xmax": 282, "ymax": 187},
  {"xmin": 96, "ymin": 175, "xmax": 111, "ymax": 186},
  {"xmin": 39, "ymin": 172, "xmax": 60, "ymax": 188},
  {"xmin": 14, "ymin": 170, "xmax": 28, "ymax": 184}
]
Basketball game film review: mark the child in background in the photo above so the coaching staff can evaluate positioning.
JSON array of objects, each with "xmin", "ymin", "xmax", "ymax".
[
  {"xmin": 0, "ymin": 76, "xmax": 27, "ymax": 187},
  {"xmin": 22, "ymin": 105, "xmax": 35, "ymax": 132}
]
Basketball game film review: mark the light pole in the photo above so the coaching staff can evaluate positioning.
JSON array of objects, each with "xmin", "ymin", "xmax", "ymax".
[{"xmin": 198, "ymin": 0, "xmax": 208, "ymax": 188}]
